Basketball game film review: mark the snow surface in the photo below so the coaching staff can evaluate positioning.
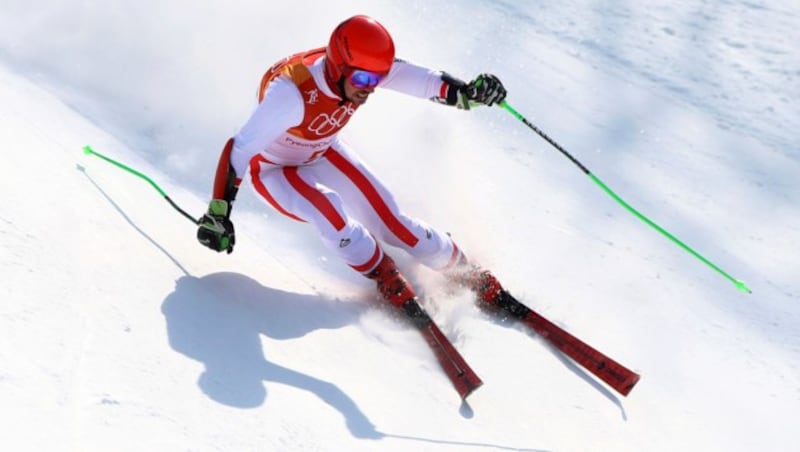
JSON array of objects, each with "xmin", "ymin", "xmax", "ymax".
[{"xmin": 1, "ymin": 1, "xmax": 799, "ymax": 451}]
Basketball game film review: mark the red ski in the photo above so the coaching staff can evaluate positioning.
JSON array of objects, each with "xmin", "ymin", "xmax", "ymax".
[
  {"xmin": 496, "ymin": 292, "xmax": 640, "ymax": 396},
  {"xmin": 402, "ymin": 300, "xmax": 483, "ymax": 399}
]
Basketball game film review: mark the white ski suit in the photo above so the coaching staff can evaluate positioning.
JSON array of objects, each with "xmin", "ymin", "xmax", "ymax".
[{"xmin": 229, "ymin": 48, "xmax": 462, "ymax": 274}]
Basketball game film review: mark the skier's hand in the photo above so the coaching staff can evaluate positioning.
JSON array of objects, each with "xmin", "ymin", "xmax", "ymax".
[
  {"xmin": 197, "ymin": 199, "xmax": 235, "ymax": 254},
  {"xmin": 459, "ymin": 73, "xmax": 507, "ymax": 109}
]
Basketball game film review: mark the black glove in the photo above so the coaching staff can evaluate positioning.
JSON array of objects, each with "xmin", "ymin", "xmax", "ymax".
[
  {"xmin": 457, "ymin": 73, "xmax": 507, "ymax": 109},
  {"xmin": 197, "ymin": 199, "xmax": 235, "ymax": 254}
]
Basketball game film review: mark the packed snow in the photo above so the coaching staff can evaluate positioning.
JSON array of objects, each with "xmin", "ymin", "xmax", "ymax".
[{"xmin": 1, "ymin": 1, "xmax": 798, "ymax": 451}]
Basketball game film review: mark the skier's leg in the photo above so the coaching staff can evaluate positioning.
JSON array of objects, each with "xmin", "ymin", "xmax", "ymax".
[
  {"xmin": 319, "ymin": 141, "xmax": 460, "ymax": 270},
  {"xmin": 249, "ymin": 156, "xmax": 379, "ymax": 272},
  {"xmin": 250, "ymin": 155, "xmax": 417, "ymax": 308},
  {"xmin": 316, "ymin": 143, "xmax": 506, "ymax": 305}
]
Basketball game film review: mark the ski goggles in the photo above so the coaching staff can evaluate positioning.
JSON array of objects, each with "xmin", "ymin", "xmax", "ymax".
[{"xmin": 348, "ymin": 69, "xmax": 386, "ymax": 89}]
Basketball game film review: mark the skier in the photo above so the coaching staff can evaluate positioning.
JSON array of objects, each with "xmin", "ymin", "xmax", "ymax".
[{"xmin": 197, "ymin": 15, "xmax": 508, "ymax": 313}]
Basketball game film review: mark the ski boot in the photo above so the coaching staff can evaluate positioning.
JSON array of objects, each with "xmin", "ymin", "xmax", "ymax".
[
  {"xmin": 446, "ymin": 253, "xmax": 504, "ymax": 305},
  {"xmin": 366, "ymin": 254, "xmax": 431, "ymax": 327},
  {"xmin": 447, "ymin": 254, "xmax": 532, "ymax": 318}
]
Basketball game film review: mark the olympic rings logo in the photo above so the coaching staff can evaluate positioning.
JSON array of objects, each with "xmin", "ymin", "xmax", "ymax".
[{"xmin": 307, "ymin": 104, "xmax": 356, "ymax": 136}]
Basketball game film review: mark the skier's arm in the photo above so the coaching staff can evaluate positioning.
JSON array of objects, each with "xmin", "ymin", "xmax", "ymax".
[
  {"xmin": 380, "ymin": 59, "xmax": 507, "ymax": 109},
  {"xmin": 197, "ymin": 138, "xmax": 239, "ymax": 254},
  {"xmin": 211, "ymin": 76, "xmax": 304, "ymax": 211},
  {"xmin": 197, "ymin": 77, "xmax": 303, "ymax": 254},
  {"xmin": 230, "ymin": 77, "xmax": 305, "ymax": 177}
]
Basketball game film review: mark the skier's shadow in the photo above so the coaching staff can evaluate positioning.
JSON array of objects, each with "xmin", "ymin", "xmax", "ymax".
[{"xmin": 161, "ymin": 272, "xmax": 382, "ymax": 439}]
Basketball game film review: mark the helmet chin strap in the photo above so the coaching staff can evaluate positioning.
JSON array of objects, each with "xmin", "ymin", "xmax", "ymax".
[
  {"xmin": 322, "ymin": 57, "xmax": 350, "ymax": 104},
  {"xmin": 337, "ymin": 77, "xmax": 349, "ymax": 106}
]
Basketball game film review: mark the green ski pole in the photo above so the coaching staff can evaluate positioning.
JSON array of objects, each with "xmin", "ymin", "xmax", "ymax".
[
  {"xmin": 83, "ymin": 145, "xmax": 199, "ymax": 226},
  {"xmin": 498, "ymin": 101, "xmax": 751, "ymax": 294}
]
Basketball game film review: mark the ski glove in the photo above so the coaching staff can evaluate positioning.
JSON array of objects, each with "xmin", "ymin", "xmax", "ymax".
[
  {"xmin": 197, "ymin": 199, "xmax": 235, "ymax": 254},
  {"xmin": 456, "ymin": 73, "xmax": 507, "ymax": 109}
]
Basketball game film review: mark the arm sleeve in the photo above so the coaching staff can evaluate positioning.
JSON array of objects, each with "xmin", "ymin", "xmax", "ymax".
[
  {"xmin": 379, "ymin": 59, "xmax": 448, "ymax": 100},
  {"xmin": 230, "ymin": 76, "xmax": 304, "ymax": 177},
  {"xmin": 379, "ymin": 59, "xmax": 467, "ymax": 106}
]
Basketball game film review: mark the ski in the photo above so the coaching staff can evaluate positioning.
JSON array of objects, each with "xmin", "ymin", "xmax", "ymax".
[
  {"xmin": 401, "ymin": 299, "xmax": 483, "ymax": 399},
  {"xmin": 494, "ymin": 291, "xmax": 640, "ymax": 396}
]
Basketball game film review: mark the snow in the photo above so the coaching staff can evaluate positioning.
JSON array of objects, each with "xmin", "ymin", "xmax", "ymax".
[{"xmin": 1, "ymin": 1, "xmax": 799, "ymax": 451}]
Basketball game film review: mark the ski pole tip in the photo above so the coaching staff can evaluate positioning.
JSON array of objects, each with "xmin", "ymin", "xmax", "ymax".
[
  {"xmin": 83, "ymin": 145, "xmax": 94, "ymax": 155},
  {"xmin": 734, "ymin": 279, "xmax": 752, "ymax": 294}
]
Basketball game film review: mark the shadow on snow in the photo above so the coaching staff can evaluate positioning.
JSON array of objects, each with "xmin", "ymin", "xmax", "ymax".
[{"xmin": 161, "ymin": 272, "xmax": 381, "ymax": 439}]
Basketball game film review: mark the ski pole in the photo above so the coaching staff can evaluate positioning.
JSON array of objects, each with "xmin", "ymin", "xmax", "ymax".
[
  {"xmin": 83, "ymin": 145, "xmax": 199, "ymax": 226},
  {"xmin": 498, "ymin": 101, "xmax": 751, "ymax": 294}
]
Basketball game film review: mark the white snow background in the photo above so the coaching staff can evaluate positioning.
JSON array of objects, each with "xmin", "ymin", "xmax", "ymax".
[{"xmin": 1, "ymin": 1, "xmax": 798, "ymax": 451}]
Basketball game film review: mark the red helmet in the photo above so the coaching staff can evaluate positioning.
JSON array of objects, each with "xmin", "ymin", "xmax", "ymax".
[{"xmin": 325, "ymin": 15, "xmax": 395, "ymax": 82}]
